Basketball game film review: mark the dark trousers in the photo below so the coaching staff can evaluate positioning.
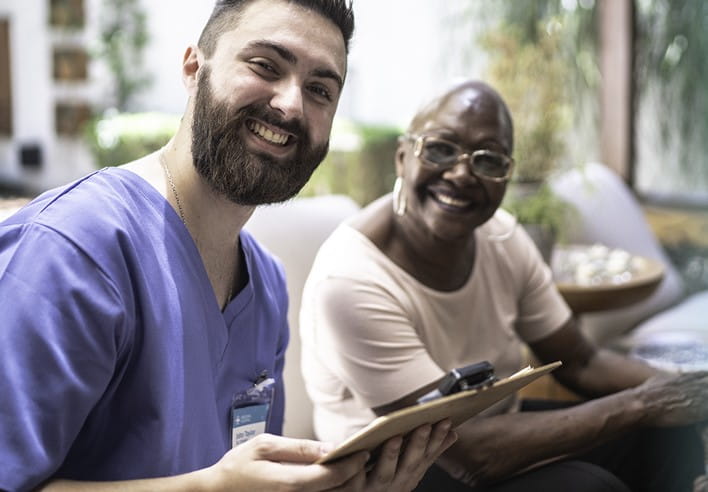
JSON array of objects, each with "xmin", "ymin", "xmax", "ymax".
[{"xmin": 416, "ymin": 399, "xmax": 705, "ymax": 492}]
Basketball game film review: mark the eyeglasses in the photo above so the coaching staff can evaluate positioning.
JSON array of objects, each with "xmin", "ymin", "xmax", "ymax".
[{"xmin": 408, "ymin": 134, "xmax": 514, "ymax": 182}]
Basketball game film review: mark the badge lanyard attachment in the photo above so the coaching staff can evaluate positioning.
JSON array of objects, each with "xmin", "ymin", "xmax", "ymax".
[{"xmin": 231, "ymin": 370, "xmax": 275, "ymax": 447}]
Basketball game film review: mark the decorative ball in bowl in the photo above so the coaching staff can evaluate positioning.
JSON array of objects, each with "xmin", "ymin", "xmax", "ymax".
[{"xmin": 551, "ymin": 244, "xmax": 664, "ymax": 313}]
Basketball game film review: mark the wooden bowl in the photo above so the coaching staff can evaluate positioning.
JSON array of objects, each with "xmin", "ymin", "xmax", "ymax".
[{"xmin": 553, "ymin": 248, "xmax": 665, "ymax": 313}]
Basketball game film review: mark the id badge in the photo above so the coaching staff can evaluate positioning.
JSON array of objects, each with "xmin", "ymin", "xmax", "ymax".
[{"xmin": 231, "ymin": 371, "xmax": 275, "ymax": 447}]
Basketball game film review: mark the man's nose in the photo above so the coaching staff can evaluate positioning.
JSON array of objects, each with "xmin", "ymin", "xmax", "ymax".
[{"xmin": 270, "ymin": 79, "xmax": 305, "ymax": 120}]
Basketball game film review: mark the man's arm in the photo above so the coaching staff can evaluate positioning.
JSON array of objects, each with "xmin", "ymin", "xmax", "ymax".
[
  {"xmin": 38, "ymin": 426, "xmax": 457, "ymax": 492},
  {"xmin": 37, "ymin": 434, "xmax": 369, "ymax": 492}
]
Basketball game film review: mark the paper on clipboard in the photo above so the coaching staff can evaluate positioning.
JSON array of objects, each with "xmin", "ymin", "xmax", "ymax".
[{"xmin": 316, "ymin": 361, "xmax": 562, "ymax": 464}]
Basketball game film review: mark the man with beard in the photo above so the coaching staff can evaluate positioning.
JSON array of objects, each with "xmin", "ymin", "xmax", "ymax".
[{"xmin": 0, "ymin": 1, "xmax": 456, "ymax": 491}]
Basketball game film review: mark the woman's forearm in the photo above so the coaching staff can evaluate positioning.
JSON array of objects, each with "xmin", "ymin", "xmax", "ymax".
[{"xmin": 445, "ymin": 388, "xmax": 645, "ymax": 483}]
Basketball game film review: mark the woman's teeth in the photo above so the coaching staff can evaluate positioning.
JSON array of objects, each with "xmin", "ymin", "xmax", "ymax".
[{"xmin": 433, "ymin": 191, "xmax": 472, "ymax": 208}]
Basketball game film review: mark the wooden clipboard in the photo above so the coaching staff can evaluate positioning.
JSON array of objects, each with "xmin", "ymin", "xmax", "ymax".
[{"xmin": 317, "ymin": 361, "xmax": 562, "ymax": 464}]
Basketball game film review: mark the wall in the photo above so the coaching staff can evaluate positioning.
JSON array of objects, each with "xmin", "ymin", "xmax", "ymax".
[
  {"xmin": 135, "ymin": 0, "xmax": 484, "ymax": 127},
  {"xmin": 0, "ymin": 0, "xmax": 483, "ymax": 192},
  {"xmin": 0, "ymin": 0, "xmax": 102, "ymax": 193}
]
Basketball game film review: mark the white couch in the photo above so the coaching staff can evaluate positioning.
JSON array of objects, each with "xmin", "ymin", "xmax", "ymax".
[
  {"xmin": 550, "ymin": 162, "xmax": 708, "ymax": 352},
  {"xmin": 246, "ymin": 174, "xmax": 708, "ymax": 435},
  {"xmin": 245, "ymin": 195, "xmax": 361, "ymax": 438}
]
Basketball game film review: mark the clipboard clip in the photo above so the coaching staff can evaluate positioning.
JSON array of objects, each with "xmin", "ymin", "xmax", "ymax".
[{"xmin": 417, "ymin": 361, "xmax": 497, "ymax": 404}]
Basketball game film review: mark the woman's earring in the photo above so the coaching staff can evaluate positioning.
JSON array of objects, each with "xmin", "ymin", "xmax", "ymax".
[{"xmin": 392, "ymin": 176, "xmax": 407, "ymax": 216}]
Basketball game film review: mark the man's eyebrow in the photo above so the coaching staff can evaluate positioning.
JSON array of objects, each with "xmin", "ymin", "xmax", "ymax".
[
  {"xmin": 246, "ymin": 40, "xmax": 344, "ymax": 90},
  {"xmin": 311, "ymin": 68, "xmax": 343, "ymax": 90},
  {"xmin": 248, "ymin": 40, "xmax": 296, "ymax": 64}
]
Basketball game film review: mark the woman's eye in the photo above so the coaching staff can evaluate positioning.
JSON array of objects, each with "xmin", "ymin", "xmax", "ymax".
[{"xmin": 427, "ymin": 142, "xmax": 457, "ymax": 159}]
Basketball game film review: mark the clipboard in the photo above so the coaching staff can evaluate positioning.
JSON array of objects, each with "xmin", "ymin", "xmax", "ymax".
[{"xmin": 317, "ymin": 361, "xmax": 562, "ymax": 464}]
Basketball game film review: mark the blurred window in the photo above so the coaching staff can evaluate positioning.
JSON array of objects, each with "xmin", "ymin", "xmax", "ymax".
[{"xmin": 634, "ymin": 0, "xmax": 708, "ymax": 204}]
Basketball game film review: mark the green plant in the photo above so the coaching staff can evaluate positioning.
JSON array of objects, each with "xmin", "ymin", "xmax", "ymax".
[
  {"xmin": 444, "ymin": 0, "xmax": 599, "ymax": 175},
  {"xmin": 95, "ymin": 0, "xmax": 151, "ymax": 111},
  {"xmin": 480, "ymin": 23, "xmax": 570, "ymax": 183},
  {"xmin": 299, "ymin": 121, "xmax": 400, "ymax": 206},
  {"xmin": 85, "ymin": 112, "xmax": 179, "ymax": 167},
  {"xmin": 502, "ymin": 182, "xmax": 575, "ymax": 241},
  {"xmin": 352, "ymin": 125, "xmax": 401, "ymax": 204},
  {"xmin": 478, "ymin": 16, "xmax": 581, "ymax": 243}
]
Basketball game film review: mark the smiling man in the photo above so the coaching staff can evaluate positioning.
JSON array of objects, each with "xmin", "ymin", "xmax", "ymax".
[{"xmin": 0, "ymin": 1, "xmax": 456, "ymax": 491}]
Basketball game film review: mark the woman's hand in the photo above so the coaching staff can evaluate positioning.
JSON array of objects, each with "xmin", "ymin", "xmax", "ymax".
[
  {"xmin": 634, "ymin": 371, "xmax": 708, "ymax": 427},
  {"xmin": 206, "ymin": 420, "xmax": 456, "ymax": 492},
  {"xmin": 340, "ymin": 419, "xmax": 457, "ymax": 491}
]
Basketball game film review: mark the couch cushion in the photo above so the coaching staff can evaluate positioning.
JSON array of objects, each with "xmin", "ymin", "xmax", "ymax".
[
  {"xmin": 550, "ymin": 163, "xmax": 686, "ymax": 347},
  {"xmin": 245, "ymin": 195, "xmax": 361, "ymax": 438}
]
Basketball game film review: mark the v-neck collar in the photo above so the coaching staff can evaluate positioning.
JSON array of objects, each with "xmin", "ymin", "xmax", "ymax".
[{"xmin": 108, "ymin": 167, "xmax": 254, "ymax": 326}]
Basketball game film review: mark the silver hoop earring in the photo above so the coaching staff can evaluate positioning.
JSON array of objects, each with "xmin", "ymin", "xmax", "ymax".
[{"xmin": 392, "ymin": 177, "xmax": 407, "ymax": 216}]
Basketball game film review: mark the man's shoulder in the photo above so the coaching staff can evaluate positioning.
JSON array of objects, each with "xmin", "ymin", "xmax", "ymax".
[
  {"xmin": 29, "ymin": 168, "xmax": 161, "ymax": 235},
  {"xmin": 2, "ymin": 168, "xmax": 167, "ymax": 271}
]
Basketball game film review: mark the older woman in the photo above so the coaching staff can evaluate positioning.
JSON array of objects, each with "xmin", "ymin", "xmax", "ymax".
[{"xmin": 299, "ymin": 79, "xmax": 708, "ymax": 491}]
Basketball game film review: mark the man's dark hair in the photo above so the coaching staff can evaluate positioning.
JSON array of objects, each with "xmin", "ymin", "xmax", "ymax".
[{"xmin": 198, "ymin": 0, "xmax": 355, "ymax": 58}]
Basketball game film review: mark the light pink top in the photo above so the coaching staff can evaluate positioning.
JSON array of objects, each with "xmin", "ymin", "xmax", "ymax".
[{"xmin": 300, "ymin": 209, "xmax": 571, "ymax": 444}]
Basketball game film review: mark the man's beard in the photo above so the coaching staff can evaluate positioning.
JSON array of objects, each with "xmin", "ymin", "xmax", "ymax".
[{"xmin": 191, "ymin": 67, "xmax": 329, "ymax": 205}]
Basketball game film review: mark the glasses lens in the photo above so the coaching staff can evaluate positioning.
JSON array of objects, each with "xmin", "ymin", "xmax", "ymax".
[
  {"xmin": 421, "ymin": 139, "xmax": 459, "ymax": 165},
  {"xmin": 472, "ymin": 152, "xmax": 510, "ymax": 178}
]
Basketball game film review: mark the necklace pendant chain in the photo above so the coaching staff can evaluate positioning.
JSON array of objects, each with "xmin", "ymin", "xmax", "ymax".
[
  {"xmin": 159, "ymin": 150, "xmax": 233, "ymax": 308},
  {"xmin": 159, "ymin": 151, "xmax": 187, "ymax": 226}
]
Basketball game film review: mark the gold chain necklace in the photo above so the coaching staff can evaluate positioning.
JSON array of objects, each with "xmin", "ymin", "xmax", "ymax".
[
  {"xmin": 159, "ymin": 151, "xmax": 186, "ymax": 225},
  {"xmin": 159, "ymin": 151, "xmax": 234, "ymax": 308}
]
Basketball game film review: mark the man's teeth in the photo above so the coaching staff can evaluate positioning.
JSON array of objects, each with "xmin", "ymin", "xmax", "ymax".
[
  {"xmin": 434, "ymin": 192, "xmax": 471, "ymax": 208},
  {"xmin": 248, "ymin": 121, "xmax": 289, "ymax": 145}
]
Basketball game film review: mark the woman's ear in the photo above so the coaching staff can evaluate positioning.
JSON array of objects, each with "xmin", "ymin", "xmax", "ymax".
[
  {"xmin": 394, "ymin": 144, "xmax": 407, "ymax": 177},
  {"xmin": 182, "ymin": 45, "xmax": 203, "ymax": 96}
]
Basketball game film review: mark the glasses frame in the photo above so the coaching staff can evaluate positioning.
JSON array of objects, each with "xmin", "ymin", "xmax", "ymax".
[{"xmin": 408, "ymin": 134, "xmax": 515, "ymax": 182}]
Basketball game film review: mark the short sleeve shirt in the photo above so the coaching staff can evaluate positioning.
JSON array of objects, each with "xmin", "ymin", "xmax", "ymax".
[
  {"xmin": 299, "ymin": 209, "xmax": 571, "ymax": 444},
  {"xmin": 0, "ymin": 168, "xmax": 289, "ymax": 491}
]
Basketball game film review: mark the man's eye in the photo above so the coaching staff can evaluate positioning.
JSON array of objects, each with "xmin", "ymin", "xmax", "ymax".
[
  {"xmin": 308, "ymin": 84, "xmax": 332, "ymax": 101},
  {"xmin": 251, "ymin": 60, "xmax": 278, "ymax": 76}
]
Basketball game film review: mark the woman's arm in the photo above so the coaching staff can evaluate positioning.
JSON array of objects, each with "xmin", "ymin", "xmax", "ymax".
[
  {"xmin": 530, "ymin": 317, "xmax": 657, "ymax": 397},
  {"xmin": 375, "ymin": 318, "xmax": 708, "ymax": 485}
]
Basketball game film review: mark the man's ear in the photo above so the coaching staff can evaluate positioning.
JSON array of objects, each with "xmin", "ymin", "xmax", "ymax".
[{"xmin": 182, "ymin": 45, "xmax": 203, "ymax": 96}]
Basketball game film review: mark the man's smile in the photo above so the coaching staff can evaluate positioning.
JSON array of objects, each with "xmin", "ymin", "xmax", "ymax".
[{"xmin": 247, "ymin": 119, "xmax": 292, "ymax": 146}]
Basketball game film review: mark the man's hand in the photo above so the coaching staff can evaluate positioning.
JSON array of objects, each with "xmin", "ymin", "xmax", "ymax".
[
  {"xmin": 39, "ymin": 422, "xmax": 456, "ymax": 492},
  {"xmin": 205, "ymin": 433, "xmax": 368, "ymax": 491},
  {"xmin": 207, "ymin": 420, "xmax": 456, "ymax": 491}
]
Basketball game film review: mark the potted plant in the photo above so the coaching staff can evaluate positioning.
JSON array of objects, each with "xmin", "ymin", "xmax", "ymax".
[{"xmin": 479, "ymin": 22, "xmax": 575, "ymax": 262}]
